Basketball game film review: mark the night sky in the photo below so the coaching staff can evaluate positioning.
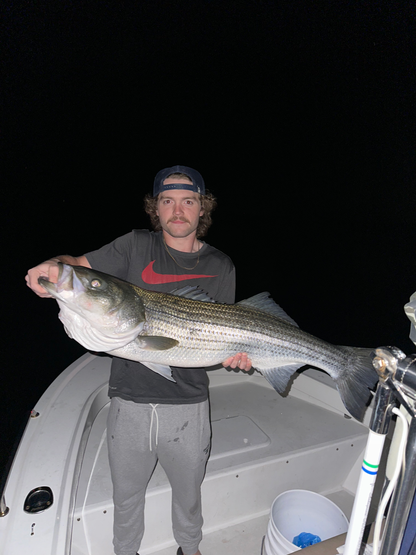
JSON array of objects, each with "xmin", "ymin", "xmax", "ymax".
[{"xmin": 2, "ymin": 1, "xmax": 416, "ymax": 478}]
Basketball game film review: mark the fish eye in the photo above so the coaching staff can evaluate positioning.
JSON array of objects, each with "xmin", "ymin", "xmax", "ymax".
[{"xmin": 91, "ymin": 279, "xmax": 101, "ymax": 288}]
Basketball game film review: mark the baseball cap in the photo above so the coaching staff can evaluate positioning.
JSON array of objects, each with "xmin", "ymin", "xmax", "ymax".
[{"xmin": 153, "ymin": 165, "xmax": 205, "ymax": 196}]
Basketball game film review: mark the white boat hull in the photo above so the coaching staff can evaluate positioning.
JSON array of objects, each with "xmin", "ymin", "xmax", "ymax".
[{"xmin": 0, "ymin": 354, "xmax": 375, "ymax": 555}]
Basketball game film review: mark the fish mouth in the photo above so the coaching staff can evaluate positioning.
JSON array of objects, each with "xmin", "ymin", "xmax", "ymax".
[{"xmin": 38, "ymin": 264, "xmax": 84, "ymax": 299}]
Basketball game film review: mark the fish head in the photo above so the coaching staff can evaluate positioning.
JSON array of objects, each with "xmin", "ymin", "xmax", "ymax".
[{"xmin": 39, "ymin": 264, "xmax": 146, "ymax": 352}]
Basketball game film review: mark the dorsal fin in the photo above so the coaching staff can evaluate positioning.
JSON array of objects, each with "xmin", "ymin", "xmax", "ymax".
[
  {"xmin": 237, "ymin": 292, "xmax": 298, "ymax": 327},
  {"xmin": 169, "ymin": 285, "xmax": 216, "ymax": 303}
]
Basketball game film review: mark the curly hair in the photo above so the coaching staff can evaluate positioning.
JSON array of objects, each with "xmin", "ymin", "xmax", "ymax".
[{"xmin": 144, "ymin": 191, "xmax": 217, "ymax": 238}]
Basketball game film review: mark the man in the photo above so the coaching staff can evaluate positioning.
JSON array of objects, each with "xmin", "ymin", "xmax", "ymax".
[{"xmin": 26, "ymin": 165, "xmax": 251, "ymax": 555}]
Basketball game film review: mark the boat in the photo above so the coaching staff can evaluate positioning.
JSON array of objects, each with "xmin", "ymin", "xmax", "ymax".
[{"xmin": 0, "ymin": 351, "xmax": 384, "ymax": 555}]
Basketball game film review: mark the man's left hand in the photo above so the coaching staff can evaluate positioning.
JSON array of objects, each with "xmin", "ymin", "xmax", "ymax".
[{"xmin": 222, "ymin": 352, "xmax": 252, "ymax": 372}]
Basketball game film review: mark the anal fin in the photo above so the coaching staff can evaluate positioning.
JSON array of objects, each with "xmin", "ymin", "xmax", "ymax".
[{"xmin": 259, "ymin": 363, "xmax": 304, "ymax": 394}]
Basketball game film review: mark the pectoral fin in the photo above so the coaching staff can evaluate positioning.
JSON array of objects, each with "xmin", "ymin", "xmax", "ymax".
[{"xmin": 135, "ymin": 336, "xmax": 179, "ymax": 350}]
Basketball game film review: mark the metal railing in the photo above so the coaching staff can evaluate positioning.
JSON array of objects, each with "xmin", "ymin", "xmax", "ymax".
[{"xmin": 0, "ymin": 491, "xmax": 9, "ymax": 517}]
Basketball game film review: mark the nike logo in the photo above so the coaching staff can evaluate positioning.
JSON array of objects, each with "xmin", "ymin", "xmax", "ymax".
[{"xmin": 142, "ymin": 261, "xmax": 217, "ymax": 285}]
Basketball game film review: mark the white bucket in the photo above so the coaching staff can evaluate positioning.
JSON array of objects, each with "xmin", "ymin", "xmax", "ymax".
[{"xmin": 263, "ymin": 490, "xmax": 349, "ymax": 555}]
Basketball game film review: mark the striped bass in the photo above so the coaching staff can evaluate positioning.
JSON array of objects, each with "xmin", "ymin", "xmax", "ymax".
[{"xmin": 39, "ymin": 264, "xmax": 377, "ymax": 421}]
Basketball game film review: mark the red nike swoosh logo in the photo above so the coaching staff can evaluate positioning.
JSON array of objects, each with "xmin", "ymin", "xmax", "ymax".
[{"xmin": 142, "ymin": 261, "xmax": 218, "ymax": 285}]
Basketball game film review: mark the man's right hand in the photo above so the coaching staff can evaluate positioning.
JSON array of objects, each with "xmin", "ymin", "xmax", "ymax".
[
  {"xmin": 25, "ymin": 259, "xmax": 61, "ymax": 298},
  {"xmin": 25, "ymin": 255, "xmax": 91, "ymax": 298}
]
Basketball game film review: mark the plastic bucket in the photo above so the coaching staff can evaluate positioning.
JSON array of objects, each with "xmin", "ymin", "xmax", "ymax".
[{"xmin": 263, "ymin": 490, "xmax": 349, "ymax": 555}]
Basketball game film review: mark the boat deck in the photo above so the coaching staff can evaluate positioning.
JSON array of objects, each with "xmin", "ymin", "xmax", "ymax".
[{"xmin": 72, "ymin": 368, "xmax": 370, "ymax": 555}]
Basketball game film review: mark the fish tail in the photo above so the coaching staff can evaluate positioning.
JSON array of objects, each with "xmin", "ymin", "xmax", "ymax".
[{"xmin": 335, "ymin": 347, "xmax": 378, "ymax": 422}]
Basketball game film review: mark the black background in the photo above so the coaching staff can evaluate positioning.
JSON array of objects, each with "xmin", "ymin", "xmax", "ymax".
[{"xmin": 2, "ymin": 1, "xmax": 416, "ymax": 480}]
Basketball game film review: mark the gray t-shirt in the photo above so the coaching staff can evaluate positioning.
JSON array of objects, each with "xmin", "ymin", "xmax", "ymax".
[{"xmin": 85, "ymin": 230, "xmax": 236, "ymax": 404}]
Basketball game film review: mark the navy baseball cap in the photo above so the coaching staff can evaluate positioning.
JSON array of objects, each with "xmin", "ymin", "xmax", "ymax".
[{"xmin": 153, "ymin": 165, "xmax": 205, "ymax": 196}]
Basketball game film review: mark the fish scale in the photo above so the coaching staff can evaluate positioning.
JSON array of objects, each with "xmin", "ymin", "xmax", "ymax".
[
  {"xmin": 137, "ymin": 288, "xmax": 342, "ymax": 370},
  {"xmin": 39, "ymin": 264, "xmax": 379, "ymax": 421}
]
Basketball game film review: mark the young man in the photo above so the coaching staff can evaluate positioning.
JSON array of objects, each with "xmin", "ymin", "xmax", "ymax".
[{"xmin": 26, "ymin": 165, "xmax": 251, "ymax": 555}]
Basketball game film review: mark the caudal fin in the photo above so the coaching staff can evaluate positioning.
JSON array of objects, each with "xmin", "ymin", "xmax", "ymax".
[{"xmin": 335, "ymin": 347, "xmax": 378, "ymax": 421}]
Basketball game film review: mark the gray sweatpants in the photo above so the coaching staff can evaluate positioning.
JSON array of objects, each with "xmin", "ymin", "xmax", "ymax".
[{"xmin": 107, "ymin": 397, "xmax": 211, "ymax": 555}]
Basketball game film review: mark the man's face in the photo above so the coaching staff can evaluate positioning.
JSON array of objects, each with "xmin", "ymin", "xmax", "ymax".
[{"xmin": 156, "ymin": 178, "xmax": 204, "ymax": 239}]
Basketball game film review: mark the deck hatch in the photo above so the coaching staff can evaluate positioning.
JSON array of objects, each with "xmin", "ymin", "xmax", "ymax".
[{"xmin": 210, "ymin": 415, "xmax": 270, "ymax": 459}]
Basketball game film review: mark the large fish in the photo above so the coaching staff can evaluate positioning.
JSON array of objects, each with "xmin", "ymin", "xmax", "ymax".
[{"xmin": 39, "ymin": 264, "xmax": 378, "ymax": 421}]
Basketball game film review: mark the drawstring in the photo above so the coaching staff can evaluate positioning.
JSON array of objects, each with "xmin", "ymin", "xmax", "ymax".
[{"xmin": 149, "ymin": 404, "xmax": 159, "ymax": 451}]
